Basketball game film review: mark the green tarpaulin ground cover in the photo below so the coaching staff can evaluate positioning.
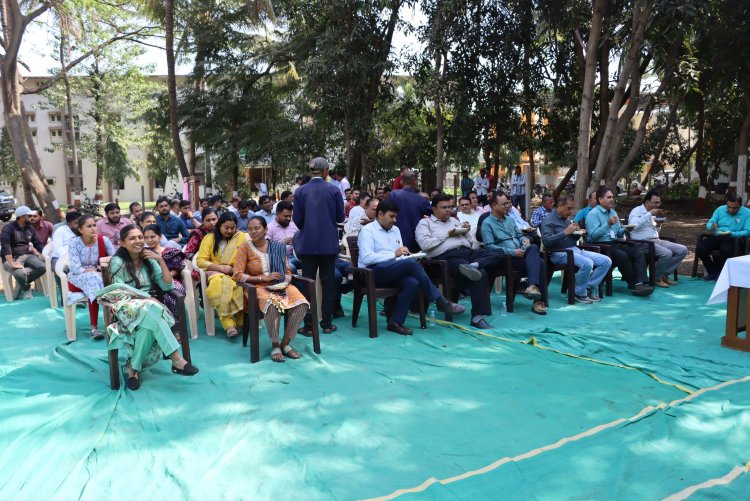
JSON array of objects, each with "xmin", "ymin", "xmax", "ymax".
[{"xmin": 1, "ymin": 276, "xmax": 748, "ymax": 500}]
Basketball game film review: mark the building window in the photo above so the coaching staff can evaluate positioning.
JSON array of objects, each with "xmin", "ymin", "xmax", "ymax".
[
  {"xmin": 154, "ymin": 177, "xmax": 165, "ymax": 189},
  {"xmin": 114, "ymin": 178, "xmax": 125, "ymax": 190},
  {"xmin": 26, "ymin": 113, "xmax": 36, "ymax": 123},
  {"xmin": 65, "ymin": 131, "xmax": 81, "ymax": 142},
  {"xmin": 50, "ymin": 129, "xmax": 63, "ymax": 142},
  {"xmin": 46, "ymin": 178, "xmax": 56, "ymax": 186},
  {"xmin": 49, "ymin": 113, "xmax": 62, "ymax": 123},
  {"xmin": 30, "ymin": 129, "xmax": 38, "ymax": 144}
]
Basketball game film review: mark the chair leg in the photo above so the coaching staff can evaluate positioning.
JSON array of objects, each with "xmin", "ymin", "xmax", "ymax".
[
  {"xmin": 205, "ymin": 303, "xmax": 216, "ymax": 336},
  {"xmin": 418, "ymin": 292, "xmax": 426, "ymax": 329},
  {"xmin": 366, "ymin": 291, "xmax": 378, "ymax": 338},
  {"xmin": 506, "ymin": 277, "xmax": 515, "ymax": 313},
  {"xmin": 352, "ymin": 290, "xmax": 363, "ymax": 328},
  {"xmin": 566, "ymin": 267, "xmax": 575, "ymax": 305},
  {"xmin": 691, "ymin": 235, "xmax": 702, "ymax": 277},
  {"xmin": 108, "ymin": 348, "xmax": 120, "ymax": 390},
  {"xmin": 65, "ymin": 305, "xmax": 77, "ymax": 341}
]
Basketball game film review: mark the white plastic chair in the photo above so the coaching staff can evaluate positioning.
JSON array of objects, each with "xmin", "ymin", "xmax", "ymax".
[
  {"xmin": 193, "ymin": 254, "xmax": 216, "ymax": 336},
  {"xmin": 0, "ymin": 262, "xmax": 14, "ymax": 302},
  {"xmin": 42, "ymin": 242, "xmax": 57, "ymax": 307},
  {"xmin": 55, "ymin": 252, "xmax": 88, "ymax": 341},
  {"xmin": 180, "ymin": 266, "xmax": 200, "ymax": 339}
]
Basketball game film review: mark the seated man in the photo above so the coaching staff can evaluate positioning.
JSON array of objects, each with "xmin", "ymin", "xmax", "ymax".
[
  {"xmin": 628, "ymin": 190, "xmax": 688, "ymax": 287},
  {"xmin": 416, "ymin": 194, "xmax": 504, "ymax": 328},
  {"xmin": 28, "ymin": 207, "xmax": 54, "ymax": 245},
  {"xmin": 0, "ymin": 206, "xmax": 46, "ymax": 299},
  {"xmin": 235, "ymin": 200, "xmax": 254, "ymax": 232},
  {"xmin": 357, "ymin": 199, "xmax": 465, "ymax": 335},
  {"xmin": 481, "ymin": 192, "xmax": 548, "ymax": 315},
  {"xmin": 96, "ymin": 202, "xmax": 132, "ymax": 248},
  {"xmin": 585, "ymin": 186, "xmax": 654, "ymax": 296},
  {"xmin": 256, "ymin": 195, "xmax": 274, "ymax": 224},
  {"xmin": 696, "ymin": 194, "xmax": 750, "ymax": 280},
  {"xmin": 178, "ymin": 200, "xmax": 201, "ymax": 231},
  {"xmin": 128, "ymin": 202, "xmax": 143, "ymax": 222},
  {"xmin": 541, "ymin": 195, "xmax": 612, "ymax": 303},
  {"xmin": 267, "ymin": 201, "xmax": 299, "ymax": 272},
  {"xmin": 155, "ymin": 196, "xmax": 189, "ymax": 245},
  {"xmin": 530, "ymin": 194, "xmax": 554, "ymax": 228},
  {"xmin": 574, "ymin": 191, "xmax": 597, "ymax": 228},
  {"xmin": 345, "ymin": 193, "xmax": 372, "ymax": 236}
]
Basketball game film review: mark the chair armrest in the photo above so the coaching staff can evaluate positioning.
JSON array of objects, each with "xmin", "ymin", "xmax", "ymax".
[
  {"xmin": 348, "ymin": 265, "xmax": 375, "ymax": 280},
  {"xmin": 659, "ymin": 235, "xmax": 676, "ymax": 243},
  {"xmin": 422, "ymin": 258, "xmax": 449, "ymax": 276},
  {"xmin": 581, "ymin": 243, "xmax": 608, "ymax": 255},
  {"xmin": 291, "ymin": 275, "xmax": 315, "ymax": 295}
]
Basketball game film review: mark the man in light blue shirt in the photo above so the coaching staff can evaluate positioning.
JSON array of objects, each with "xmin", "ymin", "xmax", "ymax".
[
  {"xmin": 235, "ymin": 200, "xmax": 255, "ymax": 232},
  {"xmin": 542, "ymin": 195, "xmax": 611, "ymax": 303},
  {"xmin": 481, "ymin": 191, "xmax": 548, "ymax": 315},
  {"xmin": 357, "ymin": 199, "xmax": 465, "ymax": 335},
  {"xmin": 696, "ymin": 194, "xmax": 750, "ymax": 280},
  {"xmin": 256, "ymin": 196, "xmax": 274, "ymax": 224},
  {"xmin": 628, "ymin": 190, "xmax": 687, "ymax": 286},
  {"xmin": 585, "ymin": 186, "xmax": 653, "ymax": 296},
  {"xmin": 510, "ymin": 166, "xmax": 526, "ymax": 217},
  {"xmin": 574, "ymin": 191, "xmax": 597, "ymax": 226}
]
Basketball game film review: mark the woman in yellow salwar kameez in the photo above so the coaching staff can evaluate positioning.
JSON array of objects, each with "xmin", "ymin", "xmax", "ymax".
[{"xmin": 196, "ymin": 211, "xmax": 248, "ymax": 336}]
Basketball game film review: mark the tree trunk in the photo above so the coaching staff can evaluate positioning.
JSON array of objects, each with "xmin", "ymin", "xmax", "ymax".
[
  {"xmin": 60, "ymin": 31, "xmax": 81, "ymax": 197},
  {"xmin": 165, "ymin": 0, "xmax": 190, "ymax": 180},
  {"xmin": 432, "ymin": 4, "xmax": 447, "ymax": 190},
  {"xmin": 589, "ymin": 0, "xmax": 651, "ymax": 192},
  {"xmin": 694, "ymin": 78, "xmax": 708, "ymax": 216},
  {"xmin": 736, "ymin": 87, "xmax": 750, "ymax": 201},
  {"xmin": 574, "ymin": 0, "xmax": 604, "ymax": 207}
]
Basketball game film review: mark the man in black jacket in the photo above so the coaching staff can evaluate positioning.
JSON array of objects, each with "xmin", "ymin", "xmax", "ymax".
[{"xmin": 1, "ymin": 206, "xmax": 45, "ymax": 299}]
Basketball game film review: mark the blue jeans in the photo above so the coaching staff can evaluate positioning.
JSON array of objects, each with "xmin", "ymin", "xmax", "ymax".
[{"xmin": 549, "ymin": 247, "xmax": 612, "ymax": 297}]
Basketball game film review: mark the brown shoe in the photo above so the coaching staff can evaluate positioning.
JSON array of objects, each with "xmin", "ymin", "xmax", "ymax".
[
  {"xmin": 654, "ymin": 280, "xmax": 669, "ymax": 288},
  {"xmin": 663, "ymin": 276, "xmax": 678, "ymax": 286},
  {"xmin": 523, "ymin": 285, "xmax": 542, "ymax": 301},
  {"xmin": 532, "ymin": 301, "xmax": 547, "ymax": 315}
]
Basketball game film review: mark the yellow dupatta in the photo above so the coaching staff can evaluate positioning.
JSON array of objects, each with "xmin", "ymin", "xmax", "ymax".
[{"xmin": 198, "ymin": 231, "xmax": 248, "ymax": 318}]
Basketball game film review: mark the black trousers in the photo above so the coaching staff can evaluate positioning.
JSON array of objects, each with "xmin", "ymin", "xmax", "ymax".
[
  {"xmin": 301, "ymin": 254, "xmax": 336, "ymax": 328},
  {"xmin": 606, "ymin": 241, "xmax": 649, "ymax": 288},
  {"xmin": 435, "ymin": 247, "xmax": 504, "ymax": 316},
  {"xmin": 696, "ymin": 235, "xmax": 737, "ymax": 276}
]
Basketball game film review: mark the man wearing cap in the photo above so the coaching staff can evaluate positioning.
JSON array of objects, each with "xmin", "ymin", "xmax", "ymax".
[
  {"xmin": 0, "ymin": 206, "xmax": 46, "ymax": 299},
  {"xmin": 293, "ymin": 156, "xmax": 345, "ymax": 334}
]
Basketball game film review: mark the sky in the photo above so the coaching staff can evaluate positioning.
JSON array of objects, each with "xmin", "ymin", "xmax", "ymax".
[{"xmin": 20, "ymin": 6, "xmax": 426, "ymax": 77}]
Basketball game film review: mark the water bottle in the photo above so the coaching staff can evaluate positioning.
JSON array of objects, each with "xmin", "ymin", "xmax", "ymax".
[
  {"xmin": 500, "ymin": 301, "xmax": 507, "ymax": 317},
  {"xmin": 428, "ymin": 308, "xmax": 436, "ymax": 327}
]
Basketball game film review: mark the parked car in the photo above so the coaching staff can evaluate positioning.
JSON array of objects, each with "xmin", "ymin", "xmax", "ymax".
[{"xmin": 0, "ymin": 189, "xmax": 16, "ymax": 221}]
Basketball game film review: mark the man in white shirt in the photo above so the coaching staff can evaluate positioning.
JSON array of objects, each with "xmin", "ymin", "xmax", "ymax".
[
  {"xmin": 358, "ymin": 199, "xmax": 465, "ymax": 335},
  {"xmin": 456, "ymin": 196, "xmax": 481, "ymax": 231},
  {"xmin": 338, "ymin": 172, "xmax": 351, "ymax": 201},
  {"xmin": 474, "ymin": 169, "xmax": 490, "ymax": 205},
  {"xmin": 345, "ymin": 196, "xmax": 376, "ymax": 236},
  {"xmin": 50, "ymin": 210, "xmax": 80, "ymax": 269},
  {"xmin": 628, "ymin": 190, "xmax": 687, "ymax": 287},
  {"xmin": 416, "ymin": 194, "xmax": 502, "ymax": 328},
  {"xmin": 510, "ymin": 165, "xmax": 526, "ymax": 217}
]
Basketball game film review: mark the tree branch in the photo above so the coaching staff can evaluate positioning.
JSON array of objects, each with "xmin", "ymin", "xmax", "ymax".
[
  {"xmin": 22, "ymin": 27, "xmax": 155, "ymax": 94},
  {"xmin": 22, "ymin": 1, "xmax": 53, "ymax": 27}
]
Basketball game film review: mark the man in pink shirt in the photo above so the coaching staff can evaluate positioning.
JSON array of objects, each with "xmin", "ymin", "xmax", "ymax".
[
  {"xmin": 266, "ymin": 200, "xmax": 298, "ymax": 259},
  {"xmin": 95, "ymin": 203, "xmax": 132, "ymax": 248},
  {"xmin": 28, "ymin": 208, "xmax": 54, "ymax": 245}
]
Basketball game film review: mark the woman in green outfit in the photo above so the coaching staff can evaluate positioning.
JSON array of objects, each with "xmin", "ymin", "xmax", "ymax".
[{"xmin": 105, "ymin": 224, "xmax": 199, "ymax": 390}]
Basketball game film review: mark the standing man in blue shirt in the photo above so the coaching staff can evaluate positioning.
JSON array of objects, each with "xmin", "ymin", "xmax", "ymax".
[
  {"xmin": 510, "ymin": 165, "xmax": 526, "ymax": 217},
  {"xmin": 155, "ymin": 196, "xmax": 189, "ymax": 245},
  {"xmin": 293, "ymin": 157, "xmax": 345, "ymax": 334},
  {"xmin": 358, "ymin": 199, "xmax": 465, "ymax": 335},
  {"xmin": 696, "ymin": 194, "xmax": 750, "ymax": 280},
  {"xmin": 388, "ymin": 170, "xmax": 431, "ymax": 252},
  {"xmin": 585, "ymin": 186, "xmax": 653, "ymax": 296}
]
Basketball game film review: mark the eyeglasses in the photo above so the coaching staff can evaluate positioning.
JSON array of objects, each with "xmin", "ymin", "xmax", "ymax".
[{"xmin": 459, "ymin": 203, "xmax": 470, "ymax": 207}]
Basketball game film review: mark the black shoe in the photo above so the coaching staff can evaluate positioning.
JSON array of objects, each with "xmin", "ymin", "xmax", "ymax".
[
  {"xmin": 127, "ymin": 376, "xmax": 140, "ymax": 390},
  {"xmin": 703, "ymin": 272, "xmax": 719, "ymax": 282},
  {"xmin": 631, "ymin": 283, "xmax": 654, "ymax": 297},
  {"xmin": 171, "ymin": 362, "xmax": 199, "ymax": 376},
  {"xmin": 387, "ymin": 321, "xmax": 413, "ymax": 335},
  {"xmin": 297, "ymin": 326, "xmax": 314, "ymax": 337},
  {"xmin": 470, "ymin": 318, "xmax": 494, "ymax": 329},
  {"xmin": 436, "ymin": 299, "xmax": 466, "ymax": 314}
]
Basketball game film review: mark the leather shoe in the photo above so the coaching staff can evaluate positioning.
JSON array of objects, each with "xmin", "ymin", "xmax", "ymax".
[
  {"xmin": 631, "ymin": 283, "xmax": 654, "ymax": 297},
  {"xmin": 522, "ymin": 285, "xmax": 542, "ymax": 301},
  {"xmin": 436, "ymin": 300, "xmax": 466, "ymax": 314},
  {"xmin": 458, "ymin": 264, "xmax": 483, "ymax": 281},
  {"xmin": 470, "ymin": 318, "xmax": 494, "ymax": 329},
  {"xmin": 127, "ymin": 376, "xmax": 140, "ymax": 390},
  {"xmin": 387, "ymin": 322, "xmax": 412, "ymax": 335},
  {"xmin": 171, "ymin": 362, "xmax": 199, "ymax": 376},
  {"xmin": 531, "ymin": 301, "xmax": 547, "ymax": 315}
]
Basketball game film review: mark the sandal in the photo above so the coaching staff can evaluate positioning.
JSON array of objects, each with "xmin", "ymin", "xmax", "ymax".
[
  {"xmin": 282, "ymin": 345, "xmax": 301, "ymax": 359},
  {"xmin": 227, "ymin": 327, "xmax": 239, "ymax": 338},
  {"xmin": 271, "ymin": 347, "xmax": 286, "ymax": 363},
  {"xmin": 297, "ymin": 327, "xmax": 314, "ymax": 337},
  {"xmin": 322, "ymin": 324, "xmax": 337, "ymax": 334}
]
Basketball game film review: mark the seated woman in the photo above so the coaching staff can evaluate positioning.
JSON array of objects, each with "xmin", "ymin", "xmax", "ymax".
[
  {"xmin": 107, "ymin": 225, "xmax": 198, "ymax": 390},
  {"xmin": 196, "ymin": 211, "xmax": 247, "ymax": 337},
  {"xmin": 138, "ymin": 212, "xmax": 180, "ymax": 249},
  {"xmin": 67, "ymin": 214, "xmax": 115, "ymax": 340},
  {"xmin": 184, "ymin": 208, "xmax": 218, "ymax": 260},
  {"xmin": 143, "ymin": 223, "xmax": 187, "ymax": 320},
  {"xmin": 233, "ymin": 216, "xmax": 309, "ymax": 362}
]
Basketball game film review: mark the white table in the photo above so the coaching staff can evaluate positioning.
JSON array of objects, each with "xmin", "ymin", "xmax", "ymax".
[{"xmin": 707, "ymin": 255, "xmax": 750, "ymax": 351}]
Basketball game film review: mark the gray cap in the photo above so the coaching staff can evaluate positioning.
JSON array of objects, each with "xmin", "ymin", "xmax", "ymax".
[
  {"xmin": 308, "ymin": 157, "xmax": 329, "ymax": 172},
  {"xmin": 15, "ymin": 205, "xmax": 33, "ymax": 217}
]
